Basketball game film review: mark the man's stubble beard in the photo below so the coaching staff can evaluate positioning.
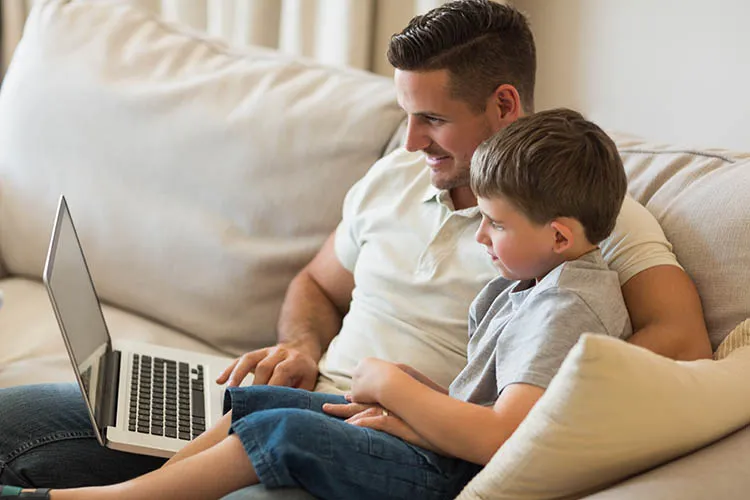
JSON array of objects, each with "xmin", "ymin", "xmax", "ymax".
[{"xmin": 430, "ymin": 160, "xmax": 471, "ymax": 191}]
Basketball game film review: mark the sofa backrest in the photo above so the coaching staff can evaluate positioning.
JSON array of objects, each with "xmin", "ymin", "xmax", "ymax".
[
  {"xmin": 0, "ymin": 0, "xmax": 405, "ymax": 354},
  {"xmin": 614, "ymin": 133, "xmax": 750, "ymax": 350}
]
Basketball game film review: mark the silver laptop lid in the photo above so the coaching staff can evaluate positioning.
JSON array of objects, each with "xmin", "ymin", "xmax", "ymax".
[{"xmin": 43, "ymin": 195, "xmax": 114, "ymax": 445}]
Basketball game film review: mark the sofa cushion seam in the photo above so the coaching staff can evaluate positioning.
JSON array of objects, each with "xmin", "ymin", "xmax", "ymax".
[{"xmin": 619, "ymin": 148, "xmax": 736, "ymax": 163}]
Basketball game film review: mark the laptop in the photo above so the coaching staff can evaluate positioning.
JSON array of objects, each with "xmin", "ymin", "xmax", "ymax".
[{"xmin": 43, "ymin": 195, "xmax": 234, "ymax": 458}]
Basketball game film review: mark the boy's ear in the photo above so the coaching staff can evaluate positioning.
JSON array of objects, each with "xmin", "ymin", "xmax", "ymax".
[{"xmin": 549, "ymin": 219, "xmax": 575, "ymax": 254}]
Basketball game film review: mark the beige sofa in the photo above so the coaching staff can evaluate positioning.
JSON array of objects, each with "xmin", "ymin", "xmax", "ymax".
[{"xmin": 2, "ymin": 1, "xmax": 750, "ymax": 499}]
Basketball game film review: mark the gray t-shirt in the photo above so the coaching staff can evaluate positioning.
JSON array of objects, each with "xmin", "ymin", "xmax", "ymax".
[{"xmin": 449, "ymin": 250, "xmax": 632, "ymax": 406}]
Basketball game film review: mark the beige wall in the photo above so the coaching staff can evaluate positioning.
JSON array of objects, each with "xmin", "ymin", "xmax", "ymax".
[{"xmin": 514, "ymin": 0, "xmax": 750, "ymax": 150}]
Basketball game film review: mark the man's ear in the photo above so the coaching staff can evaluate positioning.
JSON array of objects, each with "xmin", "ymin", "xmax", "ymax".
[
  {"xmin": 549, "ymin": 219, "xmax": 575, "ymax": 254},
  {"xmin": 491, "ymin": 84, "xmax": 523, "ymax": 123}
]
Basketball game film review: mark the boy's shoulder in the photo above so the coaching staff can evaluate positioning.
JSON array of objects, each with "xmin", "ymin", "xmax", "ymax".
[
  {"xmin": 542, "ymin": 250, "xmax": 615, "ymax": 289},
  {"xmin": 532, "ymin": 250, "xmax": 629, "ymax": 337}
]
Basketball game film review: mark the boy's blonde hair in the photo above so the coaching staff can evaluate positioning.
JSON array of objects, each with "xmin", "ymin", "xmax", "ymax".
[{"xmin": 470, "ymin": 108, "xmax": 627, "ymax": 244}]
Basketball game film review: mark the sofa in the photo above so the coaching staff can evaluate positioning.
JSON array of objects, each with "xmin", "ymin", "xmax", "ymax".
[{"xmin": 3, "ymin": 1, "xmax": 750, "ymax": 499}]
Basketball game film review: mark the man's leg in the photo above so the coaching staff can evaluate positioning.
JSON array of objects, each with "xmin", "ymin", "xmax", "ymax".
[{"xmin": 0, "ymin": 384, "xmax": 165, "ymax": 488}]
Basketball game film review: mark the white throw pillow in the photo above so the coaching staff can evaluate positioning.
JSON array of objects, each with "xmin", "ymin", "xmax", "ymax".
[
  {"xmin": 0, "ymin": 0, "xmax": 404, "ymax": 354},
  {"xmin": 457, "ymin": 334, "xmax": 750, "ymax": 500}
]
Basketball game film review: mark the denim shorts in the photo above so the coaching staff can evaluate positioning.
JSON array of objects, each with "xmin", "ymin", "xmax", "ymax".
[{"xmin": 224, "ymin": 386, "xmax": 482, "ymax": 500}]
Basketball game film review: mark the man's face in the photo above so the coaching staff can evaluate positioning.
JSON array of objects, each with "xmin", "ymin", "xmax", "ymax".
[{"xmin": 394, "ymin": 69, "xmax": 505, "ymax": 192}]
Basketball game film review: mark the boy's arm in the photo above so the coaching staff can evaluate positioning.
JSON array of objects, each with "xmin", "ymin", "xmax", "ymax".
[
  {"xmin": 351, "ymin": 359, "xmax": 542, "ymax": 465},
  {"xmin": 381, "ymin": 368, "xmax": 543, "ymax": 465},
  {"xmin": 395, "ymin": 363, "xmax": 448, "ymax": 394}
]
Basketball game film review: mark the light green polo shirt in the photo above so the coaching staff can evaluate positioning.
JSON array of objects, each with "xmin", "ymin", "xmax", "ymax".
[{"xmin": 315, "ymin": 148, "xmax": 678, "ymax": 394}]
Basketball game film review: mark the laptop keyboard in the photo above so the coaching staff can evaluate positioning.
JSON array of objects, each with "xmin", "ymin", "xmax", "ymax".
[{"xmin": 128, "ymin": 354, "xmax": 206, "ymax": 440}]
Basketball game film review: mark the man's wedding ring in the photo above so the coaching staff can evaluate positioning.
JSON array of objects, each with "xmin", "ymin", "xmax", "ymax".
[{"xmin": 382, "ymin": 408, "xmax": 389, "ymax": 417}]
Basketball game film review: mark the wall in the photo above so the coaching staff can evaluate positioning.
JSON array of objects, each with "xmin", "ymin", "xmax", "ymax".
[{"xmin": 513, "ymin": 0, "xmax": 750, "ymax": 150}]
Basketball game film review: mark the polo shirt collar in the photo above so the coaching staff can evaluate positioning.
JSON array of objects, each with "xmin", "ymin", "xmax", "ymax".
[{"xmin": 421, "ymin": 182, "xmax": 442, "ymax": 203}]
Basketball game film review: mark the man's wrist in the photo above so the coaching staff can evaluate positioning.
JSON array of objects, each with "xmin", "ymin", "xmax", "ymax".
[{"xmin": 279, "ymin": 336, "xmax": 322, "ymax": 362}]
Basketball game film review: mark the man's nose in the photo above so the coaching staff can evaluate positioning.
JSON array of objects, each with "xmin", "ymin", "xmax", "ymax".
[{"xmin": 403, "ymin": 117, "xmax": 430, "ymax": 152}]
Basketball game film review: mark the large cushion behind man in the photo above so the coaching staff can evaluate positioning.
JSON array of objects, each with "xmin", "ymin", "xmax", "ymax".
[{"xmin": 0, "ymin": 0, "xmax": 405, "ymax": 384}]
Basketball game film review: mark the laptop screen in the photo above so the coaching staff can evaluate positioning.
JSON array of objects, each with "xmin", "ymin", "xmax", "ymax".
[{"xmin": 43, "ymin": 196, "xmax": 112, "ymax": 436}]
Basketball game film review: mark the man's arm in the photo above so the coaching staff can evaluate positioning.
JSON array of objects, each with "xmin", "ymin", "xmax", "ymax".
[
  {"xmin": 217, "ymin": 232, "xmax": 354, "ymax": 388},
  {"xmin": 622, "ymin": 265, "xmax": 712, "ymax": 361},
  {"xmin": 278, "ymin": 232, "xmax": 355, "ymax": 359}
]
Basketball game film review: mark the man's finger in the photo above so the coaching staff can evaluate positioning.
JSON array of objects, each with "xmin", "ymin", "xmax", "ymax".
[
  {"xmin": 227, "ymin": 350, "xmax": 269, "ymax": 387},
  {"xmin": 266, "ymin": 359, "xmax": 296, "ymax": 387},
  {"xmin": 216, "ymin": 359, "xmax": 239, "ymax": 384},
  {"xmin": 250, "ymin": 349, "xmax": 288, "ymax": 386}
]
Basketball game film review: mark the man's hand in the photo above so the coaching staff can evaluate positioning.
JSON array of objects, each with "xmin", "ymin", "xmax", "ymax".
[
  {"xmin": 350, "ymin": 357, "xmax": 402, "ymax": 404},
  {"xmin": 323, "ymin": 400, "xmax": 441, "ymax": 453},
  {"xmin": 216, "ymin": 344, "xmax": 318, "ymax": 390}
]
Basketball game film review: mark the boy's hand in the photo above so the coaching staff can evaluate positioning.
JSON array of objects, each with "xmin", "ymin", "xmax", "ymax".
[
  {"xmin": 216, "ymin": 344, "xmax": 318, "ymax": 390},
  {"xmin": 350, "ymin": 357, "xmax": 402, "ymax": 404},
  {"xmin": 323, "ymin": 401, "xmax": 440, "ymax": 453}
]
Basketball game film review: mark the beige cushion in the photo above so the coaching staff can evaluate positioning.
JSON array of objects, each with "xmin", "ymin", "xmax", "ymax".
[
  {"xmin": 0, "ymin": 0, "xmax": 404, "ymax": 355},
  {"xmin": 613, "ymin": 133, "xmax": 750, "ymax": 350},
  {"xmin": 0, "ymin": 277, "xmax": 230, "ymax": 388},
  {"xmin": 457, "ymin": 334, "xmax": 750, "ymax": 500},
  {"xmin": 714, "ymin": 318, "xmax": 750, "ymax": 360}
]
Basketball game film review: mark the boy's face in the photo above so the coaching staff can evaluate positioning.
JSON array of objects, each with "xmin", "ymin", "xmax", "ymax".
[
  {"xmin": 475, "ymin": 196, "xmax": 561, "ymax": 281},
  {"xmin": 394, "ymin": 69, "xmax": 510, "ymax": 193}
]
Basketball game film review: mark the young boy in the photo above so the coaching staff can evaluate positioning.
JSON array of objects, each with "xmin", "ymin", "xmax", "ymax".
[{"xmin": 0, "ymin": 108, "xmax": 631, "ymax": 500}]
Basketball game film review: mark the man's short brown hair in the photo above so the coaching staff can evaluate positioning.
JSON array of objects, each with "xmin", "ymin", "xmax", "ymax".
[
  {"xmin": 470, "ymin": 108, "xmax": 627, "ymax": 244},
  {"xmin": 387, "ymin": 0, "xmax": 536, "ymax": 114}
]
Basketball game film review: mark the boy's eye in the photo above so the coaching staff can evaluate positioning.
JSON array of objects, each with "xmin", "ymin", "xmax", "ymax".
[
  {"xmin": 424, "ymin": 115, "xmax": 443, "ymax": 124},
  {"xmin": 482, "ymin": 214, "xmax": 503, "ymax": 231}
]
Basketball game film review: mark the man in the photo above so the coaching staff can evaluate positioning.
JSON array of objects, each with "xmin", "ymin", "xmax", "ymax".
[{"xmin": 0, "ymin": 1, "xmax": 711, "ymax": 499}]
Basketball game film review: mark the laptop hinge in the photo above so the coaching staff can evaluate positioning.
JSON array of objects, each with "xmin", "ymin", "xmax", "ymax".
[{"xmin": 99, "ymin": 349, "xmax": 121, "ymax": 429}]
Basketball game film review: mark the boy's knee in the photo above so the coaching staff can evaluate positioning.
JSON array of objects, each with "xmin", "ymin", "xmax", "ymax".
[{"xmin": 236, "ymin": 408, "xmax": 334, "ymax": 461}]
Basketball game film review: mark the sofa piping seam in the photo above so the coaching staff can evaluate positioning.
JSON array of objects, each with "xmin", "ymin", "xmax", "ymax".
[{"xmin": 619, "ymin": 148, "xmax": 735, "ymax": 163}]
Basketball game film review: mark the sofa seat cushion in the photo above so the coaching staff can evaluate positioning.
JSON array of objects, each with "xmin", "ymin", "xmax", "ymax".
[
  {"xmin": 0, "ymin": 277, "xmax": 229, "ymax": 388},
  {"xmin": 580, "ymin": 423, "xmax": 750, "ymax": 500}
]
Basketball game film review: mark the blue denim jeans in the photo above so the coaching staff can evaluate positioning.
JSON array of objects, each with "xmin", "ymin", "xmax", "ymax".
[
  {"xmin": 0, "ymin": 384, "xmax": 166, "ymax": 487},
  {"xmin": 0, "ymin": 384, "xmax": 310, "ymax": 499},
  {"xmin": 225, "ymin": 386, "xmax": 482, "ymax": 500}
]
